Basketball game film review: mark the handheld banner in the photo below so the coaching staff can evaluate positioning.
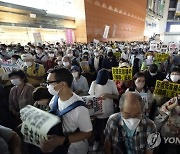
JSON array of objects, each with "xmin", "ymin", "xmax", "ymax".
[
  {"xmin": 1, "ymin": 64, "xmax": 19, "ymax": 73},
  {"xmin": 81, "ymin": 96, "xmax": 104, "ymax": 116},
  {"xmin": 154, "ymin": 53, "xmax": 169, "ymax": 62},
  {"xmin": 154, "ymin": 80, "xmax": 180, "ymax": 98},
  {"xmin": 112, "ymin": 67, "xmax": 132, "ymax": 81},
  {"xmin": 80, "ymin": 61, "xmax": 90, "ymax": 72},
  {"xmin": 20, "ymin": 105, "xmax": 60, "ymax": 147}
]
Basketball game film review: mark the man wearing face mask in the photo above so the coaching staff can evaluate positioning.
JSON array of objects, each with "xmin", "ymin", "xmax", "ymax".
[
  {"xmin": 41, "ymin": 68, "xmax": 92, "ymax": 154},
  {"xmin": 21, "ymin": 54, "xmax": 45, "ymax": 87},
  {"xmin": 62, "ymin": 56, "xmax": 72, "ymax": 70},
  {"xmin": 45, "ymin": 52, "xmax": 56, "ymax": 71},
  {"xmin": 66, "ymin": 49, "xmax": 79, "ymax": 66},
  {"xmin": 34, "ymin": 46, "xmax": 48, "ymax": 64},
  {"xmin": 89, "ymin": 49, "xmax": 104, "ymax": 72},
  {"xmin": 104, "ymin": 92, "xmax": 156, "ymax": 154},
  {"xmin": 102, "ymin": 50, "xmax": 118, "ymax": 71},
  {"xmin": 144, "ymin": 64, "xmax": 166, "ymax": 92},
  {"xmin": 71, "ymin": 65, "xmax": 89, "ymax": 96}
]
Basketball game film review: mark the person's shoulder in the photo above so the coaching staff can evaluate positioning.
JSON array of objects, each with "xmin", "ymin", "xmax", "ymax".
[
  {"xmin": 142, "ymin": 116, "xmax": 156, "ymax": 129},
  {"xmin": 108, "ymin": 113, "xmax": 121, "ymax": 123}
]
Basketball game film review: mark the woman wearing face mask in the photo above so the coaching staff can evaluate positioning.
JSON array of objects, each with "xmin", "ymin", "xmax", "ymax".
[
  {"xmin": 126, "ymin": 72, "xmax": 153, "ymax": 117},
  {"xmin": 167, "ymin": 67, "xmax": 180, "ymax": 84},
  {"xmin": 71, "ymin": 65, "xmax": 89, "ymax": 96},
  {"xmin": 8, "ymin": 70, "xmax": 35, "ymax": 126},
  {"xmin": 158, "ymin": 94, "xmax": 180, "ymax": 153},
  {"xmin": 45, "ymin": 52, "xmax": 56, "ymax": 71}
]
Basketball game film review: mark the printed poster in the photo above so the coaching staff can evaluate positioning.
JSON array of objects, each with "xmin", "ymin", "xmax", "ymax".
[{"xmin": 103, "ymin": 25, "xmax": 110, "ymax": 39}]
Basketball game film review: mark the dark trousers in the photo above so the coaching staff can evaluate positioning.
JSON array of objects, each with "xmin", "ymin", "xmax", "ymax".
[{"xmin": 94, "ymin": 118, "xmax": 108, "ymax": 142}]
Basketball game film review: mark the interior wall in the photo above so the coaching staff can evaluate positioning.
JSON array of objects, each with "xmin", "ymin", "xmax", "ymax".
[
  {"xmin": 0, "ymin": 26, "xmax": 67, "ymax": 44},
  {"xmin": 84, "ymin": 0, "xmax": 147, "ymax": 42}
]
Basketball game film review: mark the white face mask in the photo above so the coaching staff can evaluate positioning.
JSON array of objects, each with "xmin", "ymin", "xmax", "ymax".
[
  {"xmin": 123, "ymin": 117, "xmax": 141, "ymax": 130},
  {"xmin": 135, "ymin": 82, "xmax": 145, "ymax": 89},
  {"xmin": 49, "ymin": 54, "xmax": 54, "ymax": 58},
  {"xmin": 47, "ymin": 84, "xmax": 59, "ymax": 96},
  {"xmin": 94, "ymin": 53, "xmax": 99, "ymax": 57},
  {"xmin": 67, "ymin": 53, "xmax": 73, "ymax": 57},
  {"xmin": 72, "ymin": 72, "xmax": 79, "ymax": 78},
  {"xmin": 10, "ymin": 78, "xmax": 22, "ymax": 86},
  {"xmin": 63, "ymin": 62, "xmax": 70, "ymax": 67},
  {"xmin": 147, "ymin": 56, "xmax": 153, "ymax": 60},
  {"xmin": 24, "ymin": 62, "xmax": 32, "ymax": 67},
  {"xmin": 36, "ymin": 50, "xmax": 41, "ymax": 54},
  {"xmin": 170, "ymin": 75, "xmax": 180, "ymax": 82},
  {"xmin": 150, "ymin": 72, "xmax": 157, "ymax": 76},
  {"xmin": 58, "ymin": 61, "xmax": 62, "ymax": 66}
]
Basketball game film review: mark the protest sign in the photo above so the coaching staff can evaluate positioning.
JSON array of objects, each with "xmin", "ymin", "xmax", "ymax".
[
  {"xmin": 154, "ymin": 80, "xmax": 180, "ymax": 98},
  {"xmin": 150, "ymin": 41, "xmax": 157, "ymax": 51},
  {"xmin": 16, "ymin": 58, "xmax": 24, "ymax": 69},
  {"xmin": 103, "ymin": 25, "xmax": 110, "ymax": 39},
  {"xmin": 1, "ymin": 64, "xmax": 19, "ymax": 73},
  {"xmin": 81, "ymin": 96, "xmax": 104, "ymax": 116},
  {"xmin": 20, "ymin": 105, "xmax": 60, "ymax": 147},
  {"xmin": 154, "ymin": 53, "xmax": 169, "ymax": 62},
  {"xmin": 112, "ymin": 67, "xmax": 132, "ymax": 81}
]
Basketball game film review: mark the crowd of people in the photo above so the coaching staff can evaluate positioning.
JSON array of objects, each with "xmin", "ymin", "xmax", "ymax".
[{"xmin": 0, "ymin": 41, "xmax": 179, "ymax": 154}]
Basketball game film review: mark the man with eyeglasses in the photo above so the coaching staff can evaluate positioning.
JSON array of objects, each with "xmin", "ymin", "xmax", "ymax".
[
  {"xmin": 104, "ymin": 92, "xmax": 157, "ymax": 154},
  {"xmin": 40, "ymin": 68, "xmax": 92, "ymax": 154}
]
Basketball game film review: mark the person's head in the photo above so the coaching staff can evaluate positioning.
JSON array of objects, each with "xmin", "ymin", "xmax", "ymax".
[
  {"xmin": 96, "ymin": 69, "xmax": 109, "ymax": 85},
  {"xmin": 94, "ymin": 49, "xmax": 99, "ymax": 58},
  {"xmin": 46, "ymin": 68, "xmax": 73, "ymax": 95},
  {"xmin": 170, "ymin": 67, "xmax": 180, "ymax": 83},
  {"xmin": 119, "ymin": 62, "xmax": 130, "ymax": 68},
  {"xmin": 33, "ymin": 86, "xmax": 52, "ymax": 105},
  {"xmin": 119, "ymin": 92, "xmax": 143, "ymax": 130},
  {"xmin": 36, "ymin": 46, "xmax": 43, "ymax": 54},
  {"xmin": 48, "ymin": 52, "xmax": 55, "ymax": 59},
  {"xmin": 9, "ymin": 70, "xmax": 27, "ymax": 86},
  {"xmin": 71, "ymin": 65, "xmax": 81, "ymax": 79},
  {"xmin": 55, "ymin": 56, "xmax": 63, "ymax": 66},
  {"xmin": 21, "ymin": 54, "xmax": 34, "ymax": 67},
  {"xmin": 149, "ymin": 64, "xmax": 158, "ymax": 76},
  {"xmin": 107, "ymin": 51, "xmax": 114, "ymax": 58},
  {"xmin": 133, "ymin": 72, "xmax": 146, "ymax": 90},
  {"xmin": 67, "ymin": 49, "xmax": 73, "ymax": 58},
  {"xmin": 11, "ymin": 55, "xmax": 21, "ymax": 65},
  {"xmin": 62, "ymin": 56, "xmax": 71, "ymax": 68},
  {"xmin": 146, "ymin": 53, "xmax": 154, "ymax": 60},
  {"xmin": 82, "ymin": 55, "xmax": 88, "ymax": 61}
]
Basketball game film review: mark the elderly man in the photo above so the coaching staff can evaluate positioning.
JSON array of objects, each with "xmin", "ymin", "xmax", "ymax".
[
  {"xmin": 104, "ymin": 92, "xmax": 157, "ymax": 154},
  {"xmin": 21, "ymin": 53, "xmax": 45, "ymax": 87}
]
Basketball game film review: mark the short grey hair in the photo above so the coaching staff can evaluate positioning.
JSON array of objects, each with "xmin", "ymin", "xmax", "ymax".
[{"xmin": 119, "ymin": 92, "xmax": 144, "ymax": 110}]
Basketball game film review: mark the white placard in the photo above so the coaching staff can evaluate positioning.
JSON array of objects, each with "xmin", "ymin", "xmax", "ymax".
[
  {"xmin": 103, "ymin": 25, "xmax": 110, "ymax": 39},
  {"xmin": 81, "ymin": 96, "xmax": 104, "ymax": 116},
  {"xmin": 1, "ymin": 64, "xmax": 19, "ymax": 73},
  {"xmin": 15, "ymin": 58, "xmax": 24, "ymax": 69},
  {"xmin": 20, "ymin": 105, "xmax": 60, "ymax": 147},
  {"xmin": 150, "ymin": 41, "xmax": 157, "ymax": 51}
]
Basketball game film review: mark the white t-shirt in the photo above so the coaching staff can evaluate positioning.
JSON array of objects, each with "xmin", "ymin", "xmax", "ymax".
[
  {"xmin": 49, "ymin": 93, "xmax": 92, "ymax": 154},
  {"xmin": 88, "ymin": 79, "xmax": 119, "ymax": 119},
  {"xmin": 94, "ymin": 57, "xmax": 99, "ymax": 70}
]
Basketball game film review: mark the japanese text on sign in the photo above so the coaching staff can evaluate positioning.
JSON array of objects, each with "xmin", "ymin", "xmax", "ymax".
[
  {"xmin": 20, "ymin": 105, "xmax": 60, "ymax": 147},
  {"xmin": 155, "ymin": 53, "xmax": 169, "ymax": 62},
  {"xmin": 154, "ymin": 80, "xmax": 180, "ymax": 98},
  {"xmin": 112, "ymin": 67, "xmax": 132, "ymax": 81}
]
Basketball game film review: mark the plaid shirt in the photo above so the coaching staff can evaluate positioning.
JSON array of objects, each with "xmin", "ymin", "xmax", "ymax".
[{"xmin": 104, "ymin": 113, "xmax": 156, "ymax": 154}]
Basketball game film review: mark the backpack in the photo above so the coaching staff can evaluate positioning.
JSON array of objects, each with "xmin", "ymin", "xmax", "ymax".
[
  {"xmin": 24, "ymin": 63, "xmax": 39, "ymax": 74},
  {"xmin": 47, "ymin": 95, "xmax": 87, "ymax": 154}
]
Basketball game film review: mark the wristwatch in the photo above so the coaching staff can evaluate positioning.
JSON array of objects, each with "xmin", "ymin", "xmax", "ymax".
[{"xmin": 63, "ymin": 135, "xmax": 70, "ymax": 146}]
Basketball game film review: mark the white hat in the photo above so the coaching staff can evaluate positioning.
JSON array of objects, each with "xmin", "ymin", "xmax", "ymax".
[
  {"xmin": 21, "ymin": 54, "xmax": 33, "ymax": 60},
  {"xmin": 119, "ymin": 62, "xmax": 130, "ymax": 68}
]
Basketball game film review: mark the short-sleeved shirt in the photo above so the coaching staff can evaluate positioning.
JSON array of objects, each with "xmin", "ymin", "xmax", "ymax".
[
  {"xmin": 104, "ymin": 113, "xmax": 156, "ymax": 154},
  {"xmin": 72, "ymin": 75, "xmax": 89, "ymax": 96},
  {"xmin": 88, "ymin": 79, "xmax": 119, "ymax": 119},
  {"xmin": 0, "ymin": 125, "xmax": 14, "ymax": 154},
  {"xmin": 49, "ymin": 93, "xmax": 92, "ymax": 154}
]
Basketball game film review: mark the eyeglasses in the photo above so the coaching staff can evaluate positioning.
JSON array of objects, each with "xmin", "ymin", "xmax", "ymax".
[{"xmin": 45, "ymin": 80, "xmax": 61, "ymax": 86}]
